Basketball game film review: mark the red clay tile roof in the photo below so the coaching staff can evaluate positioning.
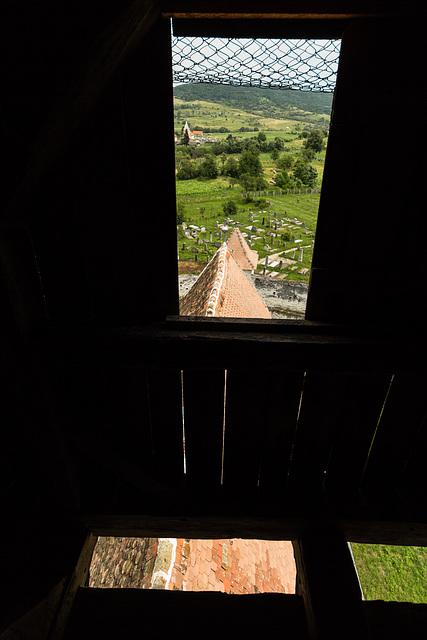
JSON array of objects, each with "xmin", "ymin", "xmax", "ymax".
[
  {"xmin": 226, "ymin": 228, "xmax": 258, "ymax": 271},
  {"xmin": 180, "ymin": 244, "xmax": 271, "ymax": 319}
]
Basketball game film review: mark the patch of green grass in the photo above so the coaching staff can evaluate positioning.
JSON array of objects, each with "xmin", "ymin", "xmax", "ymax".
[
  {"xmin": 351, "ymin": 543, "xmax": 427, "ymax": 603},
  {"xmin": 177, "ymin": 191, "xmax": 319, "ymax": 281}
]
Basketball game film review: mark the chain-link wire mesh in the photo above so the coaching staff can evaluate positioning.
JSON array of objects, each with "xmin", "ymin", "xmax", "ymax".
[{"xmin": 172, "ymin": 37, "xmax": 341, "ymax": 92}]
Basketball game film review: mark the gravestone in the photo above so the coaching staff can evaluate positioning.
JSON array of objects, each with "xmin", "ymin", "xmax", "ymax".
[
  {"xmin": 182, "ymin": 222, "xmax": 186, "ymax": 230},
  {"xmin": 279, "ymin": 260, "xmax": 283, "ymax": 269},
  {"xmin": 264, "ymin": 256, "xmax": 269, "ymax": 266},
  {"xmin": 191, "ymin": 247, "xmax": 198, "ymax": 254},
  {"xmin": 283, "ymin": 242, "xmax": 286, "ymax": 250},
  {"xmin": 291, "ymin": 235, "xmax": 295, "ymax": 242},
  {"xmin": 214, "ymin": 241, "xmax": 222, "ymax": 248},
  {"xmin": 210, "ymin": 232, "xmax": 213, "ymax": 242},
  {"xmin": 274, "ymin": 223, "xmax": 277, "ymax": 230},
  {"xmin": 302, "ymin": 222, "xmax": 306, "ymax": 227},
  {"xmin": 197, "ymin": 238, "xmax": 203, "ymax": 245},
  {"xmin": 251, "ymin": 226, "xmax": 257, "ymax": 233},
  {"xmin": 204, "ymin": 243, "xmax": 208, "ymax": 252},
  {"xmin": 182, "ymin": 243, "xmax": 186, "ymax": 251},
  {"xmin": 262, "ymin": 218, "xmax": 265, "ymax": 226},
  {"xmin": 201, "ymin": 226, "xmax": 206, "ymax": 233},
  {"xmin": 215, "ymin": 221, "xmax": 219, "ymax": 227},
  {"xmin": 248, "ymin": 232, "xmax": 252, "ymax": 241},
  {"xmin": 300, "ymin": 233, "xmax": 302, "ymax": 239},
  {"xmin": 292, "ymin": 250, "xmax": 296, "ymax": 259},
  {"xmin": 298, "ymin": 248, "xmax": 303, "ymax": 262}
]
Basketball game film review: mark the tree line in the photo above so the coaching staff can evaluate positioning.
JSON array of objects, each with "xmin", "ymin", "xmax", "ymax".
[{"xmin": 175, "ymin": 129, "xmax": 326, "ymax": 191}]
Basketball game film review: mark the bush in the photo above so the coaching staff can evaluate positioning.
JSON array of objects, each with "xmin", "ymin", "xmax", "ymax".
[{"xmin": 223, "ymin": 199, "xmax": 238, "ymax": 216}]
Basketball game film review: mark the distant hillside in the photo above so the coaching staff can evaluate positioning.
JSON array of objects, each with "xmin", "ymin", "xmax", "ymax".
[{"xmin": 173, "ymin": 83, "xmax": 333, "ymax": 119}]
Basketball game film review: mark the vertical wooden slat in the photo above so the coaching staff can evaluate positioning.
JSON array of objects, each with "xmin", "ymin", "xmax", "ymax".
[
  {"xmin": 183, "ymin": 369, "xmax": 225, "ymax": 488},
  {"xmin": 258, "ymin": 371, "xmax": 305, "ymax": 492},
  {"xmin": 103, "ymin": 367, "xmax": 153, "ymax": 467},
  {"xmin": 223, "ymin": 370, "xmax": 304, "ymax": 493},
  {"xmin": 324, "ymin": 374, "xmax": 392, "ymax": 494},
  {"xmin": 146, "ymin": 369, "xmax": 184, "ymax": 485},
  {"xmin": 286, "ymin": 373, "xmax": 349, "ymax": 493},
  {"xmin": 361, "ymin": 375, "xmax": 427, "ymax": 496},
  {"xmin": 222, "ymin": 369, "xmax": 267, "ymax": 490}
]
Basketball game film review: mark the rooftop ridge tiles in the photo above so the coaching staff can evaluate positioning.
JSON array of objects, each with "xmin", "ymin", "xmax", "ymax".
[
  {"xmin": 227, "ymin": 227, "xmax": 258, "ymax": 271},
  {"xmin": 206, "ymin": 243, "xmax": 228, "ymax": 317}
]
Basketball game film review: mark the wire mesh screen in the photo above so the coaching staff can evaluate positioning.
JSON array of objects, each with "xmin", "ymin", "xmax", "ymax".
[{"xmin": 172, "ymin": 38, "xmax": 341, "ymax": 92}]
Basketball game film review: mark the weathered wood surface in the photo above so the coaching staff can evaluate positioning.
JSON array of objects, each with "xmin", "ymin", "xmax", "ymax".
[
  {"xmin": 294, "ymin": 533, "xmax": 371, "ymax": 640},
  {"xmin": 183, "ymin": 369, "xmax": 225, "ymax": 487},
  {"xmin": 86, "ymin": 514, "xmax": 427, "ymax": 547},
  {"xmin": 49, "ymin": 533, "xmax": 97, "ymax": 640},
  {"xmin": 163, "ymin": 1, "xmax": 421, "ymax": 19},
  {"xmin": 34, "ymin": 322, "xmax": 427, "ymax": 374},
  {"xmin": 64, "ymin": 588, "xmax": 309, "ymax": 640},
  {"xmin": 364, "ymin": 601, "xmax": 427, "ymax": 640}
]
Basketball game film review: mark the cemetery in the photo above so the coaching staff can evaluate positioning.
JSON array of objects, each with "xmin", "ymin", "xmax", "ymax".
[{"xmin": 178, "ymin": 191, "xmax": 318, "ymax": 283}]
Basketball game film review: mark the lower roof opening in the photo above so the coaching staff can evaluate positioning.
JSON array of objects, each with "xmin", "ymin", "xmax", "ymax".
[{"xmin": 89, "ymin": 536, "xmax": 296, "ymax": 594}]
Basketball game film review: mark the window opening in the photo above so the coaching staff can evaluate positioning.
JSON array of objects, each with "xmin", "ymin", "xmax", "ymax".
[
  {"xmin": 89, "ymin": 536, "xmax": 297, "ymax": 594},
  {"xmin": 350, "ymin": 543, "xmax": 427, "ymax": 603},
  {"xmin": 173, "ymin": 35, "xmax": 341, "ymax": 320}
]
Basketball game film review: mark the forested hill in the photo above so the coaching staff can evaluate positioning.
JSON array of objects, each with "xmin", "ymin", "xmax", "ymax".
[{"xmin": 173, "ymin": 83, "xmax": 334, "ymax": 119}]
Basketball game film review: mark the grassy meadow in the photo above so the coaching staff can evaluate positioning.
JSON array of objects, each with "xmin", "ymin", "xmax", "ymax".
[{"xmin": 351, "ymin": 543, "xmax": 427, "ymax": 603}]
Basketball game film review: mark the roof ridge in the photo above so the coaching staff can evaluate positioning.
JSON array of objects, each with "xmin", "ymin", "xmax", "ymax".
[{"xmin": 205, "ymin": 243, "xmax": 228, "ymax": 317}]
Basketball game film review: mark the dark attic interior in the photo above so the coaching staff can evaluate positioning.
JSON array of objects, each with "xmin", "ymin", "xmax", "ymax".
[{"xmin": 1, "ymin": 1, "xmax": 427, "ymax": 638}]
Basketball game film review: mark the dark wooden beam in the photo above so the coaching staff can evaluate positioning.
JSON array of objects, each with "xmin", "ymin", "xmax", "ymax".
[
  {"xmin": 49, "ymin": 532, "xmax": 97, "ymax": 640},
  {"xmin": 34, "ymin": 322, "xmax": 427, "ymax": 374},
  {"xmin": 86, "ymin": 514, "xmax": 427, "ymax": 547},
  {"xmin": 293, "ymin": 533, "xmax": 371, "ymax": 640},
  {"xmin": 162, "ymin": 1, "xmax": 422, "ymax": 19}
]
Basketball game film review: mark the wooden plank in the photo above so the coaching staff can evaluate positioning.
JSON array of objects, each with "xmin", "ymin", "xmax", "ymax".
[
  {"xmin": 163, "ymin": 1, "xmax": 421, "ymax": 19},
  {"xmin": 222, "ymin": 369, "xmax": 268, "ymax": 490},
  {"xmin": 364, "ymin": 601, "xmax": 427, "ymax": 640},
  {"xmin": 324, "ymin": 374, "xmax": 392, "ymax": 494},
  {"xmin": 86, "ymin": 514, "xmax": 427, "ymax": 547},
  {"xmin": 50, "ymin": 533, "xmax": 97, "ymax": 640},
  {"xmin": 361, "ymin": 375, "xmax": 427, "ymax": 495},
  {"xmin": 287, "ymin": 373, "xmax": 349, "ymax": 493},
  {"xmin": 172, "ymin": 17, "xmax": 346, "ymax": 38},
  {"xmin": 182, "ymin": 369, "xmax": 225, "ymax": 488},
  {"xmin": 36, "ymin": 324, "xmax": 427, "ymax": 375},
  {"xmin": 293, "ymin": 533, "xmax": 371, "ymax": 640},
  {"xmin": 146, "ymin": 369, "xmax": 184, "ymax": 485},
  {"xmin": 64, "ymin": 588, "xmax": 309, "ymax": 640},
  {"xmin": 400, "ymin": 408, "xmax": 427, "ymax": 513},
  {"xmin": 258, "ymin": 371, "xmax": 305, "ymax": 493}
]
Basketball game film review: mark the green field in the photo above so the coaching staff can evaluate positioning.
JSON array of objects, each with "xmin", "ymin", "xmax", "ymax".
[
  {"xmin": 177, "ymin": 183, "xmax": 319, "ymax": 282},
  {"xmin": 351, "ymin": 544, "xmax": 427, "ymax": 603}
]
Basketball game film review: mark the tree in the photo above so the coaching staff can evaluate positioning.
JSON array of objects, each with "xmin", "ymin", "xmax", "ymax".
[
  {"xmin": 304, "ymin": 129, "xmax": 325, "ymax": 153},
  {"xmin": 176, "ymin": 158, "xmax": 200, "ymax": 181},
  {"xmin": 224, "ymin": 157, "xmax": 239, "ymax": 178},
  {"xmin": 238, "ymin": 148, "xmax": 263, "ymax": 177},
  {"xmin": 273, "ymin": 136, "xmax": 285, "ymax": 150},
  {"xmin": 301, "ymin": 147, "xmax": 315, "ymax": 162},
  {"xmin": 293, "ymin": 162, "xmax": 318, "ymax": 188},
  {"xmin": 238, "ymin": 173, "xmax": 267, "ymax": 191},
  {"xmin": 270, "ymin": 148, "xmax": 279, "ymax": 161},
  {"xmin": 182, "ymin": 130, "xmax": 190, "ymax": 146},
  {"xmin": 257, "ymin": 131, "xmax": 267, "ymax": 142},
  {"xmin": 223, "ymin": 199, "xmax": 238, "ymax": 216},
  {"xmin": 200, "ymin": 155, "xmax": 219, "ymax": 179},
  {"xmin": 277, "ymin": 153, "xmax": 295, "ymax": 171}
]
